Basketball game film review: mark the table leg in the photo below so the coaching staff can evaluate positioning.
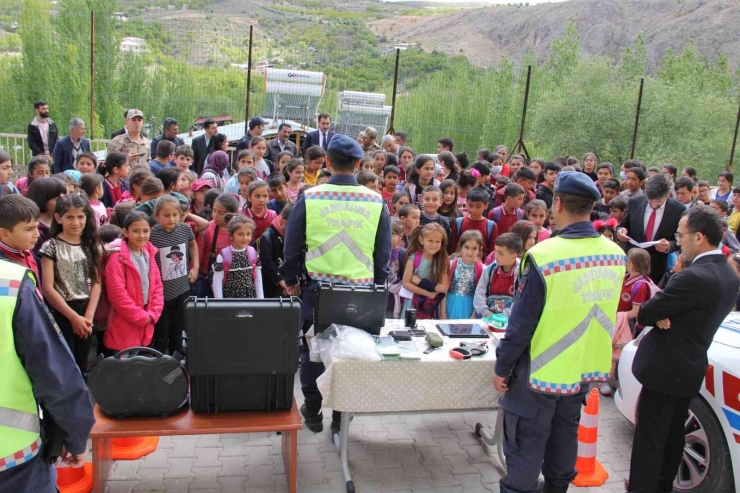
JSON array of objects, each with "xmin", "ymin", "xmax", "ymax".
[
  {"xmin": 92, "ymin": 437, "xmax": 112, "ymax": 493},
  {"xmin": 281, "ymin": 429, "xmax": 297, "ymax": 493},
  {"xmin": 339, "ymin": 411, "xmax": 354, "ymax": 493}
]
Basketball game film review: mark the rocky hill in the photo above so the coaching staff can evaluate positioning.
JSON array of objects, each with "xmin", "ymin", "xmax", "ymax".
[{"xmin": 369, "ymin": 0, "xmax": 740, "ymax": 70}]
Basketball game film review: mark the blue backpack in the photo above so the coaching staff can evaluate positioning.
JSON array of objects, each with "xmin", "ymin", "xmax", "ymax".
[
  {"xmin": 490, "ymin": 205, "xmax": 524, "ymax": 224},
  {"xmin": 455, "ymin": 217, "xmax": 496, "ymax": 245}
]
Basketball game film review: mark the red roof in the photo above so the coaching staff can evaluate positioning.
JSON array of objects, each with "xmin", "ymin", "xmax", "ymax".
[{"xmin": 195, "ymin": 116, "xmax": 232, "ymax": 124}]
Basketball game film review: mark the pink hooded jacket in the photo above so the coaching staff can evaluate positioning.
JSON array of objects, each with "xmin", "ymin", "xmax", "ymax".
[{"xmin": 103, "ymin": 238, "xmax": 164, "ymax": 351}]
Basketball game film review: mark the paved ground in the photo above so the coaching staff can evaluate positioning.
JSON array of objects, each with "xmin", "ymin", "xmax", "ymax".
[{"xmin": 101, "ymin": 376, "xmax": 634, "ymax": 493}]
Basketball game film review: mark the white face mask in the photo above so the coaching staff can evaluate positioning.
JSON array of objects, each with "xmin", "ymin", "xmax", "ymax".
[{"xmin": 619, "ymin": 171, "xmax": 627, "ymax": 180}]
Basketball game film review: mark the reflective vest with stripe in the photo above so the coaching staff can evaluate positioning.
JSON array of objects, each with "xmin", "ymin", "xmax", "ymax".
[
  {"xmin": 0, "ymin": 261, "xmax": 42, "ymax": 471},
  {"xmin": 524, "ymin": 235, "xmax": 626, "ymax": 395},
  {"xmin": 304, "ymin": 183, "xmax": 384, "ymax": 286}
]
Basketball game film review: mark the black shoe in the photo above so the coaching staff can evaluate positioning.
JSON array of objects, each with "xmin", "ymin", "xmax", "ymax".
[
  {"xmin": 331, "ymin": 419, "xmax": 341, "ymax": 435},
  {"xmin": 300, "ymin": 403, "xmax": 324, "ymax": 433}
]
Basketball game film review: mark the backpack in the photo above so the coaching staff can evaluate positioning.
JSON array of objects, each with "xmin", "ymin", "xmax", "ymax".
[
  {"xmin": 450, "ymin": 258, "xmax": 484, "ymax": 288},
  {"xmin": 94, "ymin": 243, "xmax": 121, "ymax": 328},
  {"xmin": 490, "ymin": 205, "xmax": 524, "ymax": 224},
  {"xmin": 218, "ymin": 245, "xmax": 258, "ymax": 287},
  {"xmin": 455, "ymin": 217, "xmax": 496, "ymax": 247},
  {"xmin": 631, "ymin": 276, "xmax": 660, "ymax": 301}
]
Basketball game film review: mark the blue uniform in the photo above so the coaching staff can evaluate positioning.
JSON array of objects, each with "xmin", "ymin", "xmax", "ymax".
[
  {"xmin": 0, "ymin": 262, "xmax": 95, "ymax": 493},
  {"xmin": 496, "ymin": 222, "xmax": 596, "ymax": 493},
  {"xmin": 280, "ymin": 174, "xmax": 392, "ymax": 406}
]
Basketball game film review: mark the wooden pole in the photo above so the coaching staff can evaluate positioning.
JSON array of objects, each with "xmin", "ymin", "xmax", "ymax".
[
  {"xmin": 386, "ymin": 49, "xmax": 401, "ymax": 135},
  {"xmin": 90, "ymin": 11, "xmax": 95, "ymax": 139},
  {"xmin": 244, "ymin": 24, "xmax": 253, "ymax": 135},
  {"xmin": 630, "ymin": 78, "xmax": 645, "ymax": 160},
  {"xmin": 728, "ymin": 101, "xmax": 740, "ymax": 172}
]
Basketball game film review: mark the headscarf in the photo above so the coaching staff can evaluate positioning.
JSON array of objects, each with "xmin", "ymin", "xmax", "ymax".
[{"xmin": 202, "ymin": 150, "xmax": 229, "ymax": 178}]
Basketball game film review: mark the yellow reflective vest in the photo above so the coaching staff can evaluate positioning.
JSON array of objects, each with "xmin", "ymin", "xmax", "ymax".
[
  {"xmin": 0, "ymin": 261, "xmax": 42, "ymax": 471},
  {"xmin": 304, "ymin": 183, "xmax": 384, "ymax": 286},
  {"xmin": 524, "ymin": 235, "xmax": 626, "ymax": 395}
]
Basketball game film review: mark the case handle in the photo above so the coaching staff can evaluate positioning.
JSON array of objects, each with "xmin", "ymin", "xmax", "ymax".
[{"xmin": 113, "ymin": 347, "xmax": 164, "ymax": 359}]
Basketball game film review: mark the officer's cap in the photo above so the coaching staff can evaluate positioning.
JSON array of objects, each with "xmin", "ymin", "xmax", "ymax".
[
  {"xmin": 328, "ymin": 134, "xmax": 364, "ymax": 161},
  {"xmin": 554, "ymin": 171, "xmax": 601, "ymax": 201}
]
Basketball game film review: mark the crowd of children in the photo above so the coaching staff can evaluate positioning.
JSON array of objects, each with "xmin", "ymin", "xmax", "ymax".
[{"xmin": 1, "ymin": 136, "xmax": 739, "ymax": 388}]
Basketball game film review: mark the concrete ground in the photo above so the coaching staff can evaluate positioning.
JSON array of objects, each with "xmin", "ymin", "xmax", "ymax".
[{"xmin": 100, "ymin": 377, "xmax": 634, "ymax": 493}]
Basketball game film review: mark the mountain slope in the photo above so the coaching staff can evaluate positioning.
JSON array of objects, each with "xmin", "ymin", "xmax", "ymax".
[{"xmin": 369, "ymin": 0, "xmax": 740, "ymax": 69}]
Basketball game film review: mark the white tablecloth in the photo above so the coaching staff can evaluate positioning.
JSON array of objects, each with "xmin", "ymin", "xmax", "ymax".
[{"xmin": 316, "ymin": 319, "xmax": 502, "ymax": 413}]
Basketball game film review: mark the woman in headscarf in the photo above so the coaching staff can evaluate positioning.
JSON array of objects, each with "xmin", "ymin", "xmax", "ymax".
[{"xmin": 200, "ymin": 150, "xmax": 229, "ymax": 190}]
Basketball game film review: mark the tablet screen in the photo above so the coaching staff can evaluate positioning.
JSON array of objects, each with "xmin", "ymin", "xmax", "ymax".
[{"xmin": 436, "ymin": 323, "xmax": 490, "ymax": 338}]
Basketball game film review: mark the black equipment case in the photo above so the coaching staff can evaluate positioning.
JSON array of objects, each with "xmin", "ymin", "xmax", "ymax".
[
  {"xmin": 185, "ymin": 297, "xmax": 302, "ymax": 413},
  {"xmin": 89, "ymin": 347, "xmax": 189, "ymax": 419},
  {"xmin": 315, "ymin": 283, "xmax": 386, "ymax": 335}
]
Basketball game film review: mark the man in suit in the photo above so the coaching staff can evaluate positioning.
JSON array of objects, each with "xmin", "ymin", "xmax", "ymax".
[
  {"xmin": 266, "ymin": 123, "xmax": 298, "ymax": 162},
  {"xmin": 191, "ymin": 118, "xmax": 218, "ymax": 176},
  {"xmin": 52, "ymin": 118, "xmax": 91, "ymax": 173},
  {"xmin": 149, "ymin": 117, "xmax": 185, "ymax": 158},
  {"xmin": 302, "ymin": 113, "xmax": 335, "ymax": 157},
  {"xmin": 27, "ymin": 100, "xmax": 58, "ymax": 158},
  {"xmin": 617, "ymin": 173, "xmax": 685, "ymax": 283},
  {"xmin": 234, "ymin": 116, "xmax": 266, "ymax": 166},
  {"xmin": 110, "ymin": 110, "xmax": 147, "ymax": 140},
  {"xmin": 627, "ymin": 205, "xmax": 739, "ymax": 493}
]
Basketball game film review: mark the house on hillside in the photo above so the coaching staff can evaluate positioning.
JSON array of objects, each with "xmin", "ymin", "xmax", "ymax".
[
  {"xmin": 120, "ymin": 37, "xmax": 146, "ymax": 54},
  {"xmin": 112, "ymin": 12, "xmax": 128, "ymax": 22}
]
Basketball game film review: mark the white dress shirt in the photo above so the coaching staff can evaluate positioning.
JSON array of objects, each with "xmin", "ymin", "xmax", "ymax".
[
  {"xmin": 644, "ymin": 199, "xmax": 667, "ymax": 238},
  {"xmin": 692, "ymin": 249, "xmax": 723, "ymax": 262}
]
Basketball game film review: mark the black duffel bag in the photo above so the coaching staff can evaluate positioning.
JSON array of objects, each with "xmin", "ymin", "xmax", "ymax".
[{"xmin": 89, "ymin": 347, "xmax": 189, "ymax": 419}]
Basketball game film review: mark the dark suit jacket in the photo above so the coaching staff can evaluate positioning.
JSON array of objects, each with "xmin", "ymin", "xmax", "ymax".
[
  {"xmin": 191, "ymin": 135, "xmax": 208, "ymax": 176},
  {"xmin": 52, "ymin": 136, "xmax": 91, "ymax": 173},
  {"xmin": 634, "ymin": 253, "xmax": 739, "ymax": 397},
  {"xmin": 265, "ymin": 138, "xmax": 298, "ymax": 163},
  {"xmin": 27, "ymin": 119, "xmax": 58, "ymax": 156},
  {"xmin": 301, "ymin": 129, "xmax": 335, "ymax": 156},
  {"xmin": 618, "ymin": 195, "xmax": 685, "ymax": 283}
]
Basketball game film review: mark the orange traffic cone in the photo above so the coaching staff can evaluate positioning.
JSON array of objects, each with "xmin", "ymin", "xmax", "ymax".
[
  {"xmin": 56, "ymin": 461, "xmax": 93, "ymax": 493},
  {"xmin": 110, "ymin": 436, "xmax": 159, "ymax": 460},
  {"xmin": 572, "ymin": 388, "xmax": 609, "ymax": 487}
]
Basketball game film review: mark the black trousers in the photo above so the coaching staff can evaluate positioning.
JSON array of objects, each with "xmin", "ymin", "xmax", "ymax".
[
  {"xmin": 151, "ymin": 292, "xmax": 188, "ymax": 355},
  {"xmin": 299, "ymin": 319, "xmax": 340, "ymax": 422},
  {"xmin": 0, "ymin": 453, "xmax": 57, "ymax": 493},
  {"xmin": 52, "ymin": 299, "xmax": 92, "ymax": 374},
  {"xmin": 628, "ymin": 387, "xmax": 691, "ymax": 493}
]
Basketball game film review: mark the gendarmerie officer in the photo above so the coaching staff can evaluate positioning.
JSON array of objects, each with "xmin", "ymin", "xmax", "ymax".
[
  {"xmin": 280, "ymin": 135, "xmax": 391, "ymax": 434},
  {"xmin": 494, "ymin": 172, "xmax": 626, "ymax": 493}
]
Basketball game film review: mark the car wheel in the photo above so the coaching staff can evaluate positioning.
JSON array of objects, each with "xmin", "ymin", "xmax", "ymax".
[{"xmin": 674, "ymin": 397, "xmax": 734, "ymax": 493}]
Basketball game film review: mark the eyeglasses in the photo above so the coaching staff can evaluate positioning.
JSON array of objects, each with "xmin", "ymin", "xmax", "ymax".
[{"xmin": 674, "ymin": 231, "xmax": 693, "ymax": 241}]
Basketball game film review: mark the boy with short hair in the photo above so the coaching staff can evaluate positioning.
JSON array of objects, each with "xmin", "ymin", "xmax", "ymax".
[
  {"xmin": 267, "ymin": 173, "xmax": 288, "ymax": 214},
  {"xmin": 608, "ymin": 195, "xmax": 628, "ymax": 222},
  {"xmin": 711, "ymin": 171, "xmax": 733, "ymax": 201},
  {"xmin": 157, "ymin": 167, "xmax": 181, "ymax": 193},
  {"xmin": 357, "ymin": 171, "xmax": 378, "ymax": 192},
  {"xmin": 509, "ymin": 154, "xmax": 525, "ymax": 175},
  {"xmin": 473, "ymin": 232, "xmax": 522, "ymax": 318},
  {"xmin": 621, "ymin": 167, "xmax": 646, "ymax": 199},
  {"xmin": 135, "ymin": 177, "xmax": 165, "ymax": 219},
  {"xmin": 535, "ymin": 161, "xmax": 561, "ymax": 210},
  {"xmin": 0, "ymin": 194, "xmax": 41, "ymax": 281},
  {"xmin": 596, "ymin": 162, "xmax": 614, "ymax": 191},
  {"xmin": 488, "ymin": 183, "xmax": 525, "ymax": 234},
  {"xmin": 174, "ymin": 145, "xmax": 194, "ymax": 173},
  {"xmin": 451, "ymin": 187, "xmax": 498, "ymax": 257},
  {"xmin": 257, "ymin": 203, "xmax": 293, "ymax": 298},
  {"xmin": 150, "ymin": 140, "xmax": 176, "ymax": 175},
  {"xmin": 593, "ymin": 178, "xmax": 620, "ymax": 221},
  {"xmin": 696, "ymin": 180, "xmax": 711, "ymax": 204},
  {"xmin": 494, "ymin": 168, "xmax": 535, "ymax": 208},
  {"xmin": 419, "ymin": 185, "xmax": 452, "ymax": 244},
  {"xmin": 673, "ymin": 176, "xmax": 695, "ymax": 207},
  {"xmin": 710, "ymin": 199, "xmax": 729, "ymax": 218},
  {"xmin": 382, "ymin": 165, "xmax": 400, "ymax": 207},
  {"xmin": 398, "ymin": 203, "xmax": 420, "ymax": 248}
]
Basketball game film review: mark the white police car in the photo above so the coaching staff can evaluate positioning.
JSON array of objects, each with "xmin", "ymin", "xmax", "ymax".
[{"xmin": 615, "ymin": 313, "xmax": 740, "ymax": 493}]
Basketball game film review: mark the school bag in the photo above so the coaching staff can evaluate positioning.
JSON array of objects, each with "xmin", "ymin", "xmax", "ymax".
[
  {"xmin": 93, "ymin": 241, "xmax": 122, "ymax": 328},
  {"xmin": 450, "ymin": 257, "xmax": 484, "ymax": 288},
  {"xmin": 490, "ymin": 206, "xmax": 524, "ymax": 224},
  {"xmin": 216, "ymin": 245, "xmax": 258, "ymax": 287},
  {"xmin": 455, "ymin": 217, "xmax": 496, "ymax": 247},
  {"xmin": 407, "ymin": 252, "xmax": 445, "ymax": 319},
  {"xmin": 631, "ymin": 276, "xmax": 660, "ymax": 301}
]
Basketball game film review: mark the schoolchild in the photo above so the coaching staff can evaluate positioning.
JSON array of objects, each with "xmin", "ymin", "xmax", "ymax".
[
  {"xmin": 488, "ymin": 183, "xmax": 525, "ymax": 234},
  {"xmin": 525, "ymin": 199, "xmax": 550, "ymax": 242},
  {"xmin": 267, "ymin": 173, "xmax": 289, "ymax": 214},
  {"xmin": 118, "ymin": 167, "xmax": 151, "ymax": 204},
  {"xmin": 473, "ymin": 233, "xmax": 522, "ymax": 318},
  {"xmin": 406, "ymin": 155, "xmax": 439, "ymax": 203},
  {"xmin": 419, "ymin": 185, "xmax": 451, "ymax": 245},
  {"xmin": 225, "ymin": 149, "xmax": 256, "ymax": 194},
  {"xmin": 16, "ymin": 156, "xmax": 51, "ymax": 196},
  {"xmin": 99, "ymin": 152, "xmax": 131, "ymax": 208},
  {"xmin": 258, "ymin": 204, "xmax": 293, "ymax": 298},
  {"xmin": 195, "ymin": 192, "xmax": 238, "ymax": 296},
  {"xmin": 236, "ymin": 166, "xmax": 258, "ymax": 210},
  {"xmin": 593, "ymin": 178, "xmax": 620, "ymax": 221},
  {"xmin": 398, "ymin": 203, "xmax": 420, "ymax": 248},
  {"xmin": 212, "ymin": 215, "xmax": 263, "ymax": 299},
  {"xmin": 400, "ymin": 222, "xmax": 449, "ymax": 319},
  {"xmin": 390, "ymin": 190, "xmax": 411, "ymax": 217},
  {"xmin": 242, "ymin": 180, "xmax": 277, "ymax": 243},
  {"xmin": 0, "ymin": 194, "xmax": 41, "ymax": 281},
  {"xmin": 302, "ymin": 146, "xmax": 326, "ymax": 186},
  {"xmin": 79, "ymin": 173, "xmax": 108, "ymax": 227},
  {"xmin": 284, "ymin": 158, "xmax": 305, "ymax": 204},
  {"xmin": 442, "ymin": 230, "xmax": 484, "ymax": 319},
  {"xmin": 450, "ymin": 187, "xmax": 498, "ymax": 258},
  {"xmin": 25, "ymin": 176, "xmax": 67, "ymax": 253},
  {"xmin": 439, "ymin": 179, "xmax": 462, "ymax": 222},
  {"xmin": 75, "ymin": 151, "xmax": 99, "ymax": 174},
  {"xmin": 386, "ymin": 219, "xmax": 407, "ymax": 318},
  {"xmin": 382, "ymin": 165, "xmax": 401, "ymax": 208}
]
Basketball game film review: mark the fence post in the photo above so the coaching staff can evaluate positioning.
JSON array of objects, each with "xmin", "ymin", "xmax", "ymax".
[
  {"xmin": 90, "ymin": 11, "xmax": 95, "ymax": 139},
  {"xmin": 729, "ymin": 101, "xmax": 740, "ymax": 173},
  {"xmin": 244, "ymin": 24, "xmax": 253, "ymax": 136},
  {"xmin": 630, "ymin": 78, "xmax": 644, "ymax": 160},
  {"xmin": 508, "ymin": 65, "xmax": 532, "ymax": 161},
  {"xmin": 386, "ymin": 48, "xmax": 401, "ymax": 135}
]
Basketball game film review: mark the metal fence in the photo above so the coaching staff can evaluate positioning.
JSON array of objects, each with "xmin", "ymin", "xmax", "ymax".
[{"xmin": 1, "ymin": 4, "xmax": 738, "ymax": 178}]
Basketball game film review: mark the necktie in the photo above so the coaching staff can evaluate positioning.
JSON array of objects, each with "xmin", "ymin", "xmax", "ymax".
[
  {"xmin": 645, "ymin": 208, "xmax": 657, "ymax": 242},
  {"xmin": 322, "ymin": 133, "xmax": 328, "ymax": 151}
]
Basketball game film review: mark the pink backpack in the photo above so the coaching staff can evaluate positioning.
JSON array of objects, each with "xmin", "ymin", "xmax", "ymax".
[
  {"xmin": 450, "ymin": 258, "xmax": 484, "ymax": 287},
  {"xmin": 218, "ymin": 246, "xmax": 258, "ymax": 287}
]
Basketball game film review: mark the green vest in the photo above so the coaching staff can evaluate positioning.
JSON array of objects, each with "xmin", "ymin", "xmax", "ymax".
[
  {"xmin": 524, "ymin": 235, "xmax": 626, "ymax": 395},
  {"xmin": 0, "ymin": 261, "xmax": 42, "ymax": 471},
  {"xmin": 304, "ymin": 183, "xmax": 384, "ymax": 286}
]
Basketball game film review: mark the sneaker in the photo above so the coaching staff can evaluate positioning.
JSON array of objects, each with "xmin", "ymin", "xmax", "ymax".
[
  {"xmin": 600, "ymin": 384, "xmax": 614, "ymax": 396},
  {"xmin": 300, "ymin": 403, "xmax": 324, "ymax": 433}
]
